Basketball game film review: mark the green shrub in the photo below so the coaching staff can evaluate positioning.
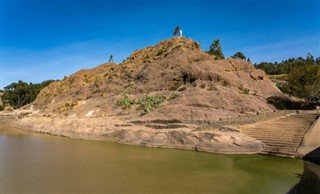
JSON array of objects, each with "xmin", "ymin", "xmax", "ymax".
[
  {"xmin": 138, "ymin": 95, "xmax": 166, "ymax": 115},
  {"xmin": 64, "ymin": 101, "xmax": 78, "ymax": 110},
  {"xmin": 116, "ymin": 93, "xmax": 135, "ymax": 109},
  {"xmin": 243, "ymin": 88, "xmax": 250, "ymax": 95},
  {"xmin": 168, "ymin": 92, "xmax": 181, "ymax": 100},
  {"xmin": 156, "ymin": 49, "xmax": 165, "ymax": 56},
  {"xmin": 168, "ymin": 81, "xmax": 183, "ymax": 91},
  {"xmin": 238, "ymin": 85, "xmax": 250, "ymax": 95},
  {"xmin": 0, "ymin": 105, "xmax": 4, "ymax": 111}
]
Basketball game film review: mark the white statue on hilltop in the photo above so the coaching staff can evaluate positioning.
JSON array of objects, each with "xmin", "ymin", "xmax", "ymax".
[{"xmin": 179, "ymin": 29, "xmax": 183, "ymax": 37}]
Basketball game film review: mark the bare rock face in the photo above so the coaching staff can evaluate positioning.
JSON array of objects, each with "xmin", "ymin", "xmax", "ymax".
[{"xmin": 31, "ymin": 36, "xmax": 281, "ymax": 122}]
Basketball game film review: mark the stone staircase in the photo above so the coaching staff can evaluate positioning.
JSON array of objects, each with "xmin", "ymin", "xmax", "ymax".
[{"xmin": 240, "ymin": 112, "xmax": 319, "ymax": 157}]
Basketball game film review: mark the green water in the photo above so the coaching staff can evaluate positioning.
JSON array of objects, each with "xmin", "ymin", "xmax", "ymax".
[{"xmin": 0, "ymin": 127, "xmax": 310, "ymax": 193}]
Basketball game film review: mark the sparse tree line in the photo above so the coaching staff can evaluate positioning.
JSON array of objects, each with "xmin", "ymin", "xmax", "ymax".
[
  {"xmin": 254, "ymin": 53, "xmax": 320, "ymax": 75},
  {"xmin": 207, "ymin": 39, "xmax": 250, "ymax": 62},
  {"xmin": 0, "ymin": 80, "xmax": 55, "ymax": 110},
  {"xmin": 280, "ymin": 63, "xmax": 320, "ymax": 103},
  {"xmin": 205, "ymin": 35, "xmax": 320, "ymax": 104},
  {"xmin": 255, "ymin": 53, "xmax": 320, "ymax": 104}
]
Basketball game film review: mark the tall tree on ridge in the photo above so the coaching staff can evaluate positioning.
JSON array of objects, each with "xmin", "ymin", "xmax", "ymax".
[
  {"xmin": 173, "ymin": 26, "xmax": 181, "ymax": 36},
  {"xmin": 208, "ymin": 39, "xmax": 225, "ymax": 60},
  {"xmin": 232, "ymin": 52, "xmax": 246, "ymax": 60}
]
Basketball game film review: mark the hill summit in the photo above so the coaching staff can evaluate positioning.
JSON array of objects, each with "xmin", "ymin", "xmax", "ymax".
[{"xmin": 32, "ymin": 36, "xmax": 281, "ymax": 122}]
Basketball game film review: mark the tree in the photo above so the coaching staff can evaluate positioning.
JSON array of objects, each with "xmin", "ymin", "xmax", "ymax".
[
  {"xmin": 306, "ymin": 52, "xmax": 314, "ymax": 64},
  {"xmin": 316, "ymin": 56, "xmax": 320, "ymax": 65},
  {"xmin": 108, "ymin": 55, "xmax": 113, "ymax": 63},
  {"xmin": 281, "ymin": 65, "xmax": 320, "ymax": 102},
  {"xmin": 173, "ymin": 26, "xmax": 181, "ymax": 36},
  {"xmin": 1, "ymin": 80, "xmax": 55, "ymax": 109},
  {"xmin": 2, "ymin": 81, "xmax": 31, "ymax": 108},
  {"xmin": 255, "ymin": 55, "xmax": 317, "ymax": 75},
  {"xmin": 232, "ymin": 52, "xmax": 246, "ymax": 60},
  {"xmin": 247, "ymin": 57, "xmax": 251, "ymax": 63},
  {"xmin": 208, "ymin": 39, "xmax": 225, "ymax": 60}
]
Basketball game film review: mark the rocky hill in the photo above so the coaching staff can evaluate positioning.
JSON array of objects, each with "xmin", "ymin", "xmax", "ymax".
[
  {"xmin": 11, "ymin": 37, "xmax": 320, "ymax": 156},
  {"xmin": 9, "ymin": 37, "xmax": 292, "ymax": 154},
  {"xmin": 31, "ymin": 36, "xmax": 281, "ymax": 122}
]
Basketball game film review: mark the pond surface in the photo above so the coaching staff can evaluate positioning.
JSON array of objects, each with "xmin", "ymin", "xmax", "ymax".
[{"xmin": 1, "ymin": 127, "xmax": 319, "ymax": 193}]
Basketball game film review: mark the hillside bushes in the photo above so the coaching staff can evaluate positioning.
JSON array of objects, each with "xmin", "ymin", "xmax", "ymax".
[
  {"xmin": 280, "ymin": 65, "xmax": 320, "ymax": 102},
  {"xmin": 256, "ymin": 54, "xmax": 320, "ymax": 103},
  {"xmin": 138, "ymin": 95, "xmax": 166, "ymax": 115},
  {"xmin": 116, "ymin": 93, "xmax": 180, "ymax": 115},
  {"xmin": 1, "ymin": 80, "xmax": 55, "ymax": 109}
]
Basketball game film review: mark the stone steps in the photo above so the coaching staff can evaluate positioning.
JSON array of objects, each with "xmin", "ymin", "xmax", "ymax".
[
  {"xmin": 255, "ymin": 139, "xmax": 300, "ymax": 145},
  {"xmin": 240, "ymin": 113, "xmax": 319, "ymax": 157},
  {"xmin": 244, "ymin": 132, "xmax": 304, "ymax": 137}
]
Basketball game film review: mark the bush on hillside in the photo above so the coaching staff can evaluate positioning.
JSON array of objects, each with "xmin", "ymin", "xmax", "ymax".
[
  {"xmin": 2, "ymin": 80, "xmax": 55, "ymax": 109},
  {"xmin": 116, "ymin": 92, "xmax": 135, "ymax": 109},
  {"xmin": 138, "ymin": 95, "xmax": 166, "ymax": 115}
]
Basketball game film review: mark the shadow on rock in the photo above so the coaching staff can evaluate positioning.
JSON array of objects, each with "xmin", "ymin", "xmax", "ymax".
[
  {"xmin": 303, "ymin": 147, "xmax": 320, "ymax": 165},
  {"xmin": 267, "ymin": 96, "xmax": 304, "ymax": 110},
  {"xmin": 287, "ymin": 160, "xmax": 320, "ymax": 194},
  {"xmin": 267, "ymin": 96, "xmax": 320, "ymax": 110}
]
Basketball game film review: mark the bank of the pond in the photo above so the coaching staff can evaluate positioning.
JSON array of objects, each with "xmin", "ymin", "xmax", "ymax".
[
  {"xmin": 2, "ymin": 110, "xmax": 319, "ymax": 159},
  {"xmin": 10, "ymin": 113, "xmax": 265, "ymax": 155},
  {"xmin": 1, "ymin": 127, "xmax": 315, "ymax": 194}
]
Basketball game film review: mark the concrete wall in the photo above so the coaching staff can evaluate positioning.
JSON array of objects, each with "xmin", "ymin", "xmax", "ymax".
[{"xmin": 298, "ymin": 115, "xmax": 320, "ymax": 163}]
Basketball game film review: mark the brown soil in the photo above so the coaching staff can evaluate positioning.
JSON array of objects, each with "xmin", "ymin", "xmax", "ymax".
[{"xmin": 28, "ymin": 36, "xmax": 282, "ymax": 123}]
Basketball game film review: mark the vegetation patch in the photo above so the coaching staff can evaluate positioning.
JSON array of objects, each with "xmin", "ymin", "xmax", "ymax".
[
  {"xmin": 177, "ymin": 85, "xmax": 188, "ymax": 91},
  {"xmin": 238, "ymin": 85, "xmax": 250, "ymax": 95},
  {"xmin": 1, "ymin": 80, "xmax": 55, "ymax": 109},
  {"xmin": 255, "ymin": 54, "xmax": 320, "ymax": 75},
  {"xmin": 138, "ymin": 95, "xmax": 166, "ymax": 115},
  {"xmin": 207, "ymin": 39, "xmax": 224, "ymax": 60},
  {"xmin": 168, "ymin": 92, "xmax": 181, "ymax": 100},
  {"xmin": 280, "ymin": 65, "xmax": 320, "ymax": 102},
  {"xmin": 156, "ymin": 49, "xmax": 165, "ymax": 56},
  {"xmin": 116, "ymin": 93, "xmax": 166, "ymax": 114},
  {"xmin": 116, "ymin": 92, "xmax": 135, "ymax": 109},
  {"xmin": 64, "ymin": 101, "xmax": 78, "ymax": 110},
  {"xmin": 84, "ymin": 74, "xmax": 89, "ymax": 83},
  {"xmin": 200, "ymin": 83, "xmax": 206, "ymax": 89},
  {"xmin": 168, "ymin": 81, "xmax": 183, "ymax": 91}
]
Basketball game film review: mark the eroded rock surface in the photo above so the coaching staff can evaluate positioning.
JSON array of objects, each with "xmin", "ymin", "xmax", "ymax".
[
  {"xmin": 11, "ymin": 37, "xmax": 288, "ymax": 154},
  {"xmin": 14, "ymin": 114, "xmax": 264, "ymax": 154}
]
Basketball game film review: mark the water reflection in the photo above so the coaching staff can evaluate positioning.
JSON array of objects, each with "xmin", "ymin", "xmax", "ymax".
[
  {"xmin": 0, "ymin": 125, "xmax": 32, "ymax": 136},
  {"xmin": 1, "ymin": 127, "xmax": 304, "ymax": 193},
  {"xmin": 288, "ymin": 161, "xmax": 320, "ymax": 194}
]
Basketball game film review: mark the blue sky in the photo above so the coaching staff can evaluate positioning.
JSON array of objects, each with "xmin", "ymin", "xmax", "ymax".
[{"xmin": 1, "ymin": 0, "xmax": 319, "ymax": 88}]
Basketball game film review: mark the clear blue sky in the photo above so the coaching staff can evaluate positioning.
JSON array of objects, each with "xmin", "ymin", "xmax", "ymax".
[{"xmin": 1, "ymin": 0, "xmax": 319, "ymax": 88}]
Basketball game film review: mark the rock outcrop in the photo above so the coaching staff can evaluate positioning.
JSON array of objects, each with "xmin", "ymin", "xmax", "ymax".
[
  {"xmin": 13, "ymin": 37, "xmax": 286, "ymax": 154},
  {"xmin": 30, "ymin": 37, "xmax": 281, "ymax": 121}
]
